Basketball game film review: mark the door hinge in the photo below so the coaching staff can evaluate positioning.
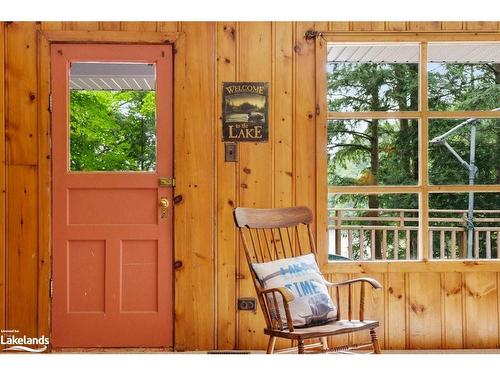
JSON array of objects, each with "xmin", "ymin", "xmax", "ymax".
[
  {"xmin": 48, "ymin": 93, "xmax": 53, "ymax": 113},
  {"xmin": 50, "ymin": 279, "xmax": 53, "ymax": 298},
  {"xmin": 304, "ymin": 29, "xmax": 319, "ymax": 40}
]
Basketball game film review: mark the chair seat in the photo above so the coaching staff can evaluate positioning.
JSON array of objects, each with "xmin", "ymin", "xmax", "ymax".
[{"xmin": 265, "ymin": 320, "xmax": 379, "ymax": 340}]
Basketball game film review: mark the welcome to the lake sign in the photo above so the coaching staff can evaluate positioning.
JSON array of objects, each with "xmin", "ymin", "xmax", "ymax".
[{"xmin": 222, "ymin": 82, "xmax": 269, "ymax": 142}]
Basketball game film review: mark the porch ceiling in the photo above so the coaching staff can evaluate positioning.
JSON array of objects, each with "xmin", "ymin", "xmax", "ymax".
[
  {"xmin": 328, "ymin": 43, "xmax": 500, "ymax": 63},
  {"xmin": 70, "ymin": 62, "xmax": 156, "ymax": 91}
]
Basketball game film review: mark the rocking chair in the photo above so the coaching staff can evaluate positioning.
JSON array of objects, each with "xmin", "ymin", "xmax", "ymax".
[{"xmin": 234, "ymin": 206, "xmax": 382, "ymax": 354}]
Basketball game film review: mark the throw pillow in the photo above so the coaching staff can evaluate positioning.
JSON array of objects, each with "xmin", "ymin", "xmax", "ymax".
[{"xmin": 252, "ymin": 253, "xmax": 337, "ymax": 328}]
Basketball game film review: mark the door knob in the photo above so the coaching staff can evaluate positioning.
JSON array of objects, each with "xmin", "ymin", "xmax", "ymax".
[{"xmin": 160, "ymin": 197, "xmax": 170, "ymax": 219}]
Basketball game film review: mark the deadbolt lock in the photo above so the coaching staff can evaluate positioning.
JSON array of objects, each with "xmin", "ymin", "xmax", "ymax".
[{"xmin": 159, "ymin": 177, "xmax": 176, "ymax": 187}]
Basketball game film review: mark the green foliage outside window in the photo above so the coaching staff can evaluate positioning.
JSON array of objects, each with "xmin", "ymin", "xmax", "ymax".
[
  {"xmin": 69, "ymin": 90, "xmax": 157, "ymax": 172},
  {"xmin": 328, "ymin": 60, "xmax": 500, "ymax": 212}
]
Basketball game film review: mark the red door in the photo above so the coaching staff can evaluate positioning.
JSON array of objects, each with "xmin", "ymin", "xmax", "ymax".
[{"xmin": 51, "ymin": 44, "xmax": 173, "ymax": 347}]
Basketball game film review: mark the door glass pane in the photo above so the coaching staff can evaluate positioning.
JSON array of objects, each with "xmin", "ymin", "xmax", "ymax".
[
  {"xmin": 327, "ymin": 43, "xmax": 419, "ymax": 112},
  {"xmin": 69, "ymin": 62, "xmax": 157, "ymax": 171},
  {"xmin": 428, "ymin": 42, "xmax": 500, "ymax": 111}
]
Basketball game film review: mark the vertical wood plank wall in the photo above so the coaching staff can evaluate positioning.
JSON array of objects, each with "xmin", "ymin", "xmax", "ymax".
[{"xmin": 1, "ymin": 21, "xmax": 500, "ymax": 351}]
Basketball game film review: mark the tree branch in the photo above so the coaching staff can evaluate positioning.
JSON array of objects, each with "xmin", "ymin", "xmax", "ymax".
[
  {"xmin": 334, "ymin": 130, "xmax": 373, "ymax": 140},
  {"xmin": 328, "ymin": 143, "xmax": 371, "ymax": 152},
  {"xmin": 329, "ymin": 94, "xmax": 374, "ymax": 106},
  {"xmin": 484, "ymin": 63, "xmax": 499, "ymax": 75}
]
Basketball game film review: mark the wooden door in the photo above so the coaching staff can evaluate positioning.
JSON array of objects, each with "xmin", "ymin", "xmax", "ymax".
[{"xmin": 51, "ymin": 44, "xmax": 173, "ymax": 348}]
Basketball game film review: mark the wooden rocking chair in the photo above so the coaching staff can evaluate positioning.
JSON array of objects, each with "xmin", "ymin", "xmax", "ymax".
[{"xmin": 234, "ymin": 206, "xmax": 382, "ymax": 354}]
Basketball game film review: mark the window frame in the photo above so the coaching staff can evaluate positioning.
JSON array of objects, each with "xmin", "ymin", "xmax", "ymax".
[{"xmin": 315, "ymin": 32, "xmax": 500, "ymax": 268}]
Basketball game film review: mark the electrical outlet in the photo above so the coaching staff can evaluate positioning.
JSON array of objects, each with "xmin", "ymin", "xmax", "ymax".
[{"xmin": 238, "ymin": 298, "xmax": 257, "ymax": 311}]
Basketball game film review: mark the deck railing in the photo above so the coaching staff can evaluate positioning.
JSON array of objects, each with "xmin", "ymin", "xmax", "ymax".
[{"xmin": 328, "ymin": 208, "xmax": 500, "ymax": 260}]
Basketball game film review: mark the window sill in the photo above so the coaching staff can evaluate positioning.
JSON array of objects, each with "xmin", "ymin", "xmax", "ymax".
[{"xmin": 322, "ymin": 259, "xmax": 500, "ymax": 274}]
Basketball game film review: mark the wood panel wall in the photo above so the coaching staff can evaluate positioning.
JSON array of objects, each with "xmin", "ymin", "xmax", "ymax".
[
  {"xmin": 0, "ymin": 21, "xmax": 500, "ymax": 352},
  {"xmin": 323, "ymin": 264, "xmax": 500, "ymax": 350}
]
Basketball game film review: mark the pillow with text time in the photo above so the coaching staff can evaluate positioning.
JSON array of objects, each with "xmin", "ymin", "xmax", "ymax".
[{"xmin": 252, "ymin": 253, "xmax": 337, "ymax": 328}]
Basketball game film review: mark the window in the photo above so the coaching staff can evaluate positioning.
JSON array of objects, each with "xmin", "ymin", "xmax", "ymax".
[
  {"xmin": 324, "ymin": 39, "xmax": 500, "ymax": 261},
  {"xmin": 329, "ymin": 193, "xmax": 419, "ymax": 260},
  {"xmin": 328, "ymin": 119, "xmax": 419, "ymax": 186},
  {"xmin": 328, "ymin": 43, "xmax": 419, "ymax": 112},
  {"xmin": 429, "ymin": 193, "xmax": 500, "ymax": 259},
  {"xmin": 69, "ymin": 62, "xmax": 157, "ymax": 172},
  {"xmin": 428, "ymin": 43, "xmax": 499, "ymax": 111},
  {"xmin": 429, "ymin": 118, "xmax": 499, "ymax": 185}
]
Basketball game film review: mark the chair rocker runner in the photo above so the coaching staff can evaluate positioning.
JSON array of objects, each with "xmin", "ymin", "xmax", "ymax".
[{"xmin": 234, "ymin": 206, "xmax": 382, "ymax": 354}]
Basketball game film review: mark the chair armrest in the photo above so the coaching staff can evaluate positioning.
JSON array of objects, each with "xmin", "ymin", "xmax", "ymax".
[
  {"xmin": 322, "ymin": 277, "xmax": 382, "ymax": 322},
  {"xmin": 324, "ymin": 277, "xmax": 383, "ymax": 290},
  {"xmin": 257, "ymin": 286, "xmax": 295, "ymax": 332},
  {"xmin": 258, "ymin": 286, "xmax": 295, "ymax": 303}
]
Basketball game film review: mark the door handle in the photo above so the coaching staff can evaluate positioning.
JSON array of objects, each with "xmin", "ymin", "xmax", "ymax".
[{"xmin": 160, "ymin": 197, "xmax": 170, "ymax": 219}]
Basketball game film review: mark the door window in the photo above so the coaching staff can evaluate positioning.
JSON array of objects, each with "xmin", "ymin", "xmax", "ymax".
[{"xmin": 69, "ymin": 62, "xmax": 157, "ymax": 171}]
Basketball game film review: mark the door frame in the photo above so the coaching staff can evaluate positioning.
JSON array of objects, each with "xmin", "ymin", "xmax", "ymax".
[{"xmin": 38, "ymin": 30, "xmax": 183, "ymax": 351}]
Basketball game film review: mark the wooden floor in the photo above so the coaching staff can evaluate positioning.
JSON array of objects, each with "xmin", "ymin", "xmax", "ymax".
[
  {"xmin": 50, "ymin": 348, "xmax": 500, "ymax": 354},
  {"xmin": 384, "ymin": 349, "xmax": 500, "ymax": 354},
  {"xmin": 51, "ymin": 348, "xmax": 173, "ymax": 353}
]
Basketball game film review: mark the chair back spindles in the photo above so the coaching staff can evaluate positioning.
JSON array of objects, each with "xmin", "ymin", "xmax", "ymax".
[
  {"xmin": 258, "ymin": 229, "xmax": 270, "ymax": 262},
  {"xmin": 259, "ymin": 229, "xmax": 270, "ymax": 260},
  {"xmin": 285, "ymin": 227, "xmax": 295, "ymax": 257},
  {"xmin": 270, "ymin": 228, "xmax": 280, "ymax": 259},
  {"xmin": 307, "ymin": 225, "xmax": 317, "ymax": 254},
  {"xmin": 240, "ymin": 228, "xmax": 256, "ymax": 265},
  {"xmin": 277, "ymin": 228, "xmax": 287, "ymax": 258},
  {"xmin": 234, "ymin": 206, "xmax": 315, "ymax": 263},
  {"xmin": 248, "ymin": 229, "xmax": 261, "ymax": 263}
]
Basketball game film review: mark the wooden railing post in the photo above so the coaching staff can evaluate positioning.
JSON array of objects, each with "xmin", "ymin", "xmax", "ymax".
[
  {"xmin": 429, "ymin": 230, "xmax": 433, "ymax": 259},
  {"xmin": 440, "ymin": 230, "xmax": 445, "ymax": 259},
  {"xmin": 462, "ymin": 212, "xmax": 468, "ymax": 258},
  {"xmin": 451, "ymin": 230, "xmax": 457, "ymax": 259},
  {"xmin": 497, "ymin": 231, "xmax": 500, "ymax": 259},
  {"xmin": 474, "ymin": 230, "xmax": 480, "ymax": 258},
  {"xmin": 486, "ymin": 230, "xmax": 491, "ymax": 259},
  {"xmin": 395, "ymin": 210, "xmax": 404, "ymax": 260},
  {"xmin": 360, "ymin": 228, "xmax": 365, "ymax": 260},
  {"xmin": 405, "ymin": 229, "xmax": 411, "ymax": 259},
  {"xmin": 335, "ymin": 209, "xmax": 342, "ymax": 255},
  {"xmin": 394, "ymin": 229, "xmax": 399, "ymax": 260},
  {"xmin": 371, "ymin": 229, "xmax": 376, "ymax": 260},
  {"xmin": 382, "ymin": 229, "xmax": 387, "ymax": 260},
  {"xmin": 347, "ymin": 229, "xmax": 353, "ymax": 259}
]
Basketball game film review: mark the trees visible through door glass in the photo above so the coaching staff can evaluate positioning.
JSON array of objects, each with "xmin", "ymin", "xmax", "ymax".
[{"xmin": 69, "ymin": 62, "xmax": 157, "ymax": 171}]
